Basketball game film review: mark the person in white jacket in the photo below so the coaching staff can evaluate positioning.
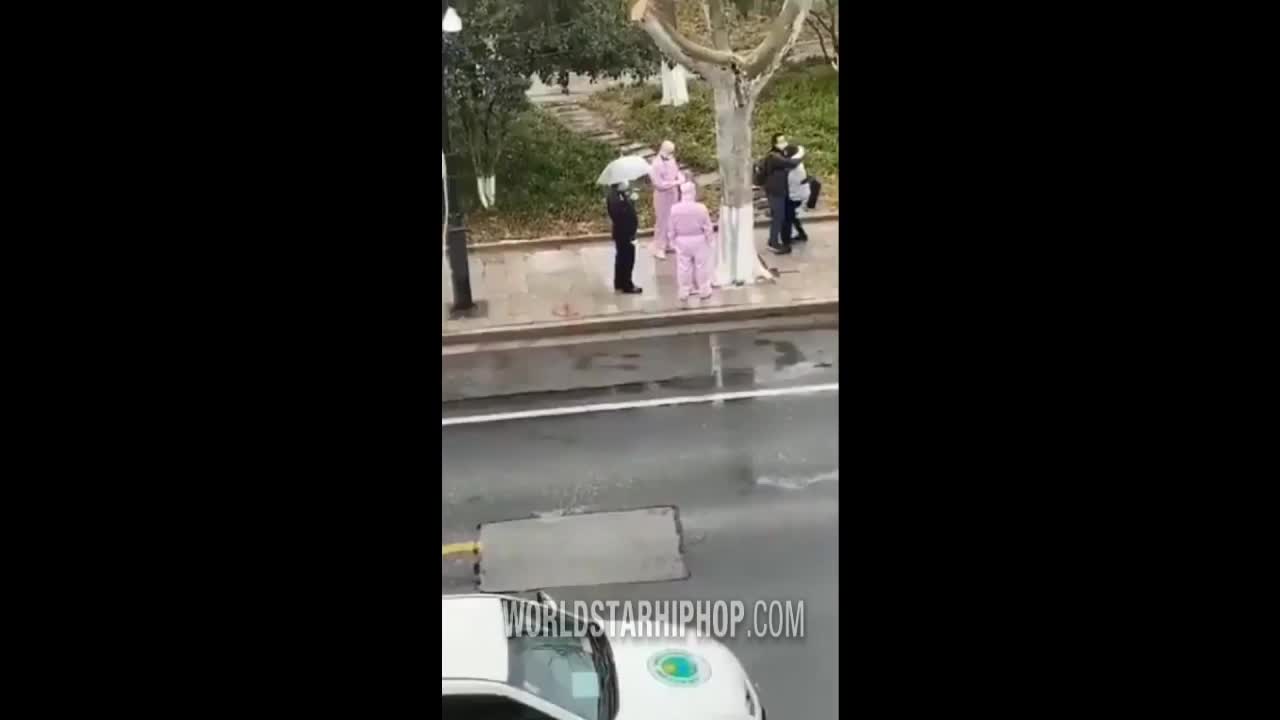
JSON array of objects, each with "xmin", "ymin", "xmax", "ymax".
[{"xmin": 784, "ymin": 145, "xmax": 811, "ymax": 243}]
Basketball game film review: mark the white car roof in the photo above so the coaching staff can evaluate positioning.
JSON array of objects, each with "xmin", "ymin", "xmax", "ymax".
[{"xmin": 441, "ymin": 595, "xmax": 508, "ymax": 682}]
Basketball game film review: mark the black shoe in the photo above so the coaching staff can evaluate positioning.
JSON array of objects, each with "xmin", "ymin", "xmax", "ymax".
[
  {"xmin": 791, "ymin": 234, "xmax": 808, "ymax": 243},
  {"xmin": 616, "ymin": 286, "xmax": 643, "ymax": 294},
  {"xmin": 767, "ymin": 243, "xmax": 792, "ymax": 255}
]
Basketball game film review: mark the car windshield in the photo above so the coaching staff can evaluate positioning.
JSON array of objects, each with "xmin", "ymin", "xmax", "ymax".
[{"xmin": 503, "ymin": 601, "xmax": 613, "ymax": 720}]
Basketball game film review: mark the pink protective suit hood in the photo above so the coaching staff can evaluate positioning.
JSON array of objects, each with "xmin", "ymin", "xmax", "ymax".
[{"xmin": 679, "ymin": 181, "xmax": 697, "ymax": 202}]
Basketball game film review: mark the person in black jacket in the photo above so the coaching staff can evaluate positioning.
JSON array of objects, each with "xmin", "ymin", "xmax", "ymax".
[
  {"xmin": 607, "ymin": 181, "xmax": 643, "ymax": 294},
  {"xmin": 760, "ymin": 134, "xmax": 806, "ymax": 254}
]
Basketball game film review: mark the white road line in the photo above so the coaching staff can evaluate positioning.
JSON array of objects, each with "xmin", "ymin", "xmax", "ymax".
[
  {"xmin": 709, "ymin": 332, "xmax": 724, "ymax": 404},
  {"xmin": 441, "ymin": 382, "xmax": 839, "ymax": 427}
]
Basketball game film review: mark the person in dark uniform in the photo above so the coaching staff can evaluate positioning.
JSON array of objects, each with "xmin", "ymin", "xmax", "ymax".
[{"xmin": 607, "ymin": 181, "xmax": 643, "ymax": 294}]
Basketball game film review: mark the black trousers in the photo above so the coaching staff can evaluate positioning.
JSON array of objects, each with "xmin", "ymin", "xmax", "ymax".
[
  {"xmin": 768, "ymin": 194, "xmax": 791, "ymax": 247},
  {"xmin": 786, "ymin": 200, "xmax": 807, "ymax": 240},
  {"xmin": 613, "ymin": 235, "xmax": 636, "ymax": 290}
]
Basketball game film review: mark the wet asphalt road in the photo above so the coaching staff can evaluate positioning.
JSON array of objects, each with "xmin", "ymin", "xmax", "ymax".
[
  {"xmin": 443, "ymin": 323, "xmax": 839, "ymax": 414},
  {"xmin": 442, "ymin": 328, "xmax": 839, "ymax": 717}
]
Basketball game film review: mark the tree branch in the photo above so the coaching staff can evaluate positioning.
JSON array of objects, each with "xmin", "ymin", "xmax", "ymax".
[
  {"xmin": 482, "ymin": 95, "xmax": 497, "ymax": 151},
  {"xmin": 706, "ymin": 0, "xmax": 731, "ymax": 51},
  {"xmin": 813, "ymin": 3, "xmax": 838, "ymax": 68},
  {"xmin": 651, "ymin": 0, "xmax": 677, "ymax": 26},
  {"xmin": 809, "ymin": 9, "xmax": 834, "ymax": 37},
  {"xmin": 633, "ymin": 1, "xmax": 742, "ymax": 73},
  {"xmin": 831, "ymin": 0, "xmax": 839, "ymax": 57},
  {"xmin": 808, "ymin": 17, "xmax": 831, "ymax": 67},
  {"xmin": 653, "ymin": 0, "xmax": 680, "ymax": 70},
  {"xmin": 743, "ymin": 0, "xmax": 812, "ymax": 78}
]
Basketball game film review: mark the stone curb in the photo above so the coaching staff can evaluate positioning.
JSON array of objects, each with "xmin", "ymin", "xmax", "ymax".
[
  {"xmin": 441, "ymin": 298, "xmax": 839, "ymax": 347},
  {"xmin": 470, "ymin": 212, "xmax": 839, "ymax": 253}
]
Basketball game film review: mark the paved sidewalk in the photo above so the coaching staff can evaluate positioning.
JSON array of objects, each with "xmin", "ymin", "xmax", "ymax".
[{"xmin": 442, "ymin": 219, "xmax": 839, "ymax": 342}]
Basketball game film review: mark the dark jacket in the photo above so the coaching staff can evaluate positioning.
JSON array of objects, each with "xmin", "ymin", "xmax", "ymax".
[
  {"xmin": 761, "ymin": 149, "xmax": 803, "ymax": 198},
  {"xmin": 607, "ymin": 190, "xmax": 638, "ymax": 240}
]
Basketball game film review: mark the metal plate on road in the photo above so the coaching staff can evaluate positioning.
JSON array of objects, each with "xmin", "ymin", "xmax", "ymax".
[{"xmin": 477, "ymin": 506, "xmax": 689, "ymax": 592}]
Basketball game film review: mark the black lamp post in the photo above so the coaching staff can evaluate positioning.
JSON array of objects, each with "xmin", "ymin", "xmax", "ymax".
[{"xmin": 442, "ymin": 1, "xmax": 474, "ymax": 313}]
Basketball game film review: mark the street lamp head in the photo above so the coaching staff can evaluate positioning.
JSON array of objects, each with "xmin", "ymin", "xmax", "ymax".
[{"xmin": 442, "ymin": 6, "xmax": 462, "ymax": 33}]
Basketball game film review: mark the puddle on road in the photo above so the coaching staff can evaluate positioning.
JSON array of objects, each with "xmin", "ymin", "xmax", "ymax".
[
  {"xmin": 754, "ymin": 337, "xmax": 807, "ymax": 370},
  {"xmin": 756, "ymin": 469, "xmax": 840, "ymax": 490},
  {"xmin": 657, "ymin": 376, "xmax": 717, "ymax": 392}
]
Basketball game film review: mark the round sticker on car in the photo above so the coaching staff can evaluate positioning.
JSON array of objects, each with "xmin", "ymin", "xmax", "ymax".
[{"xmin": 647, "ymin": 650, "xmax": 711, "ymax": 687}]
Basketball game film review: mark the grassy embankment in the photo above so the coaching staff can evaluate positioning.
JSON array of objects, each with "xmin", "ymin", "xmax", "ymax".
[{"xmin": 459, "ymin": 61, "xmax": 837, "ymax": 242}]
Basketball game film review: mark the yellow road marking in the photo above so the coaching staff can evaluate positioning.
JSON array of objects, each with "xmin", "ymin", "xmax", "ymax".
[{"xmin": 442, "ymin": 541, "xmax": 480, "ymax": 557}]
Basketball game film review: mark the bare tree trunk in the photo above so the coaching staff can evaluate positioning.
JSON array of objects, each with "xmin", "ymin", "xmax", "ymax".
[
  {"xmin": 655, "ymin": 1, "xmax": 689, "ymax": 107},
  {"xmin": 659, "ymin": 63, "xmax": 690, "ymax": 106},
  {"xmin": 711, "ymin": 80, "xmax": 771, "ymax": 285},
  {"xmin": 633, "ymin": 0, "xmax": 812, "ymax": 284},
  {"xmin": 475, "ymin": 175, "xmax": 496, "ymax": 209},
  {"xmin": 442, "ymin": 152, "xmax": 450, "ymax": 259},
  {"xmin": 831, "ymin": 0, "xmax": 839, "ymax": 71},
  {"xmin": 807, "ymin": 1, "xmax": 839, "ymax": 71}
]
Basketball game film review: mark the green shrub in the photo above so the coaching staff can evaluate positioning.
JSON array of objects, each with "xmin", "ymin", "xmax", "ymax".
[{"xmin": 451, "ymin": 108, "xmax": 619, "ymax": 240}]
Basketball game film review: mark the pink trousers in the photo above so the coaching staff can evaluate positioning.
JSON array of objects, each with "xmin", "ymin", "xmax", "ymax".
[
  {"xmin": 673, "ymin": 234, "xmax": 713, "ymax": 299},
  {"xmin": 652, "ymin": 190, "xmax": 677, "ymax": 254}
]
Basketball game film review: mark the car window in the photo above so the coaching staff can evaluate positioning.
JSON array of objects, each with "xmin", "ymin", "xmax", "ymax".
[
  {"xmin": 507, "ymin": 633, "xmax": 602, "ymax": 720},
  {"xmin": 502, "ymin": 601, "xmax": 607, "ymax": 720},
  {"xmin": 442, "ymin": 694, "xmax": 558, "ymax": 719}
]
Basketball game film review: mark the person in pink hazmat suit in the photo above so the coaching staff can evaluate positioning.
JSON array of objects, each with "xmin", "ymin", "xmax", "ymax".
[
  {"xmin": 667, "ymin": 180, "xmax": 716, "ymax": 302},
  {"xmin": 649, "ymin": 140, "xmax": 683, "ymax": 259}
]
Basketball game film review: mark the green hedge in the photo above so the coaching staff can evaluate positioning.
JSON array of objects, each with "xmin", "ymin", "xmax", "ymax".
[{"xmin": 451, "ymin": 108, "xmax": 623, "ymax": 241}]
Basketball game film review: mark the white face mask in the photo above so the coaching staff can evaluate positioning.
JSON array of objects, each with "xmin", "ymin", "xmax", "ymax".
[{"xmin": 775, "ymin": 138, "xmax": 788, "ymax": 150}]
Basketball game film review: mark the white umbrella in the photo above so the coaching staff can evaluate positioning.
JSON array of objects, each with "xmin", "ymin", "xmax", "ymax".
[{"xmin": 596, "ymin": 155, "xmax": 652, "ymax": 186}]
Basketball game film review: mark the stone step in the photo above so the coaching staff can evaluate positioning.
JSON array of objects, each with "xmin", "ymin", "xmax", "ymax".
[
  {"xmin": 547, "ymin": 114, "xmax": 600, "ymax": 127},
  {"xmin": 619, "ymin": 142, "xmax": 649, "ymax": 153},
  {"xmin": 563, "ymin": 118, "xmax": 606, "ymax": 129}
]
